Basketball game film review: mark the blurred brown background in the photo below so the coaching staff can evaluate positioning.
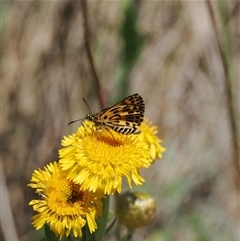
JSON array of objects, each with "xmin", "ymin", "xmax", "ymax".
[{"xmin": 1, "ymin": 1, "xmax": 239, "ymax": 241}]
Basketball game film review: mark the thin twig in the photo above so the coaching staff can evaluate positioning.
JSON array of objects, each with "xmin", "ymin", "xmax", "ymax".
[
  {"xmin": 0, "ymin": 161, "xmax": 20, "ymax": 241},
  {"xmin": 81, "ymin": 0, "xmax": 106, "ymax": 109},
  {"xmin": 206, "ymin": 0, "xmax": 239, "ymax": 191}
]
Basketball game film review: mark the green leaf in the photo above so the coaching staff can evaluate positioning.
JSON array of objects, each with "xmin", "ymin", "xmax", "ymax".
[
  {"xmin": 116, "ymin": 0, "xmax": 145, "ymax": 100},
  {"xmin": 44, "ymin": 224, "xmax": 59, "ymax": 241},
  {"xmin": 105, "ymin": 215, "xmax": 116, "ymax": 236},
  {"xmin": 107, "ymin": 210, "xmax": 115, "ymax": 222},
  {"xmin": 44, "ymin": 224, "xmax": 69, "ymax": 241}
]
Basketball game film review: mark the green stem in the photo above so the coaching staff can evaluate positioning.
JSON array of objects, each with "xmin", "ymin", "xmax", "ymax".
[
  {"xmin": 95, "ymin": 196, "xmax": 110, "ymax": 241},
  {"xmin": 125, "ymin": 228, "xmax": 134, "ymax": 241}
]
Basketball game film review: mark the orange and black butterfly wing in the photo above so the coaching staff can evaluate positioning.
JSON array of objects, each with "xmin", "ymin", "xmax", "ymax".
[{"xmin": 99, "ymin": 94, "xmax": 145, "ymax": 134}]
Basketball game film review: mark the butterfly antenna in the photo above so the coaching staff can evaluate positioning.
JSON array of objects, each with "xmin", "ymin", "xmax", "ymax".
[
  {"xmin": 83, "ymin": 98, "xmax": 92, "ymax": 113},
  {"xmin": 68, "ymin": 98, "xmax": 92, "ymax": 126},
  {"xmin": 68, "ymin": 118, "xmax": 85, "ymax": 126}
]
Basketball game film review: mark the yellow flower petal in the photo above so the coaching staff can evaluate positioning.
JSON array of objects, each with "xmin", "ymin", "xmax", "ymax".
[{"xmin": 139, "ymin": 118, "xmax": 166, "ymax": 161}]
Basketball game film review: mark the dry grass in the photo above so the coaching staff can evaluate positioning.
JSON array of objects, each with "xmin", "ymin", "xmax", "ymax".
[{"xmin": 1, "ymin": 1, "xmax": 239, "ymax": 241}]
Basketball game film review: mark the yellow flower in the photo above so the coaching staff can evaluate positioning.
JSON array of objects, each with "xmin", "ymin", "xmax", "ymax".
[
  {"xmin": 139, "ymin": 118, "xmax": 166, "ymax": 160},
  {"xmin": 28, "ymin": 162, "xmax": 103, "ymax": 239},
  {"xmin": 59, "ymin": 120, "xmax": 151, "ymax": 195}
]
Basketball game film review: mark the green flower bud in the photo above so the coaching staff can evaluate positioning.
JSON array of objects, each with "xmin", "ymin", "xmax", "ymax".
[{"xmin": 116, "ymin": 191, "xmax": 156, "ymax": 228}]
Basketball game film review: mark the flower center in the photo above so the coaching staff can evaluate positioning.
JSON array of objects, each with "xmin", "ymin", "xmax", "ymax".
[{"xmin": 67, "ymin": 182, "xmax": 84, "ymax": 204}]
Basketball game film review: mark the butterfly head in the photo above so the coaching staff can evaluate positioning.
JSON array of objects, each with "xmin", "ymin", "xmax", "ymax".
[{"xmin": 86, "ymin": 113, "xmax": 98, "ymax": 122}]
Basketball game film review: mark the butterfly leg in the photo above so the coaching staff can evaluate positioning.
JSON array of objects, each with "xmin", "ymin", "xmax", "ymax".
[
  {"xmin": 94, "ymin": 124, "xmax": 118, "ymax": 144},
  {"xmin": 92, "ymin": 124, "xmax": 101, "ymax": 140},
  {"xmin": 103, "ymin": 126, "xmax": 118, "ymax": 145}
]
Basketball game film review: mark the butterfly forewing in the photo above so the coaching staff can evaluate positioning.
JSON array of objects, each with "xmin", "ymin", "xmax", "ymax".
[{"xmin": 96, "ymin": 93, "xmax": 145, "ymax": 134}]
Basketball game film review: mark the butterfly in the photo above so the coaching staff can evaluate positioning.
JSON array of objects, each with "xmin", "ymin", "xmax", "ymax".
[{"xmin": 68, "ymin": 93, "xmax": 145, "ymax": 135}]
